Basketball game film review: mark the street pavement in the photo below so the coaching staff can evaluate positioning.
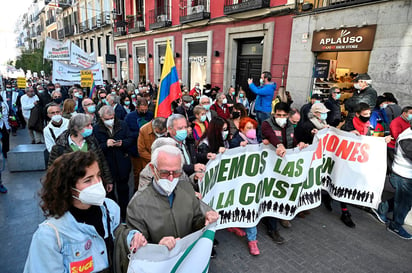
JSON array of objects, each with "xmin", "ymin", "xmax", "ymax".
[{"xmin": 1, "ymin": 128, "xmax": 412, "ymax": 273}]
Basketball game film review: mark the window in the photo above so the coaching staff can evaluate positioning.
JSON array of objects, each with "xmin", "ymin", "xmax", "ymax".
[
  {"xmin": 97, "ymin": 37, "xmax": 102, "ymax": 56},
  {"xmin": 84, "ymin": 39, "xmax": 87, "ymax": 52},
  {"xmin": 90, "ymin": 38, "xmax": 94, "ymax": 53}
]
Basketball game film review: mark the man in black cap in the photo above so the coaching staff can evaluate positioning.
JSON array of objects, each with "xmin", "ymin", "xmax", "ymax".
[
  {"xmin": 343, "ymin": 73, "xmax": 377, "ymax": 130},
  {"xmin": 299, "ymin": 93, "xmax": 322, "ymax": 125}
]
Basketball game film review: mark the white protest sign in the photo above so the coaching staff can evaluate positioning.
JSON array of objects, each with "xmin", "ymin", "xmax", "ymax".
[
  {"xmin": 127, "ymin": 223, "xmax": 215, "ymax": 273},
  {"xmin": 43, "ymin": 37, "xmax": 70, "ymax": 60},
  {"xmin": 70, "ymin": 42, "xmax": 97, "ymax": 68},
  {"xmin": 52, "ymin": 60, "xmax": 103, "ymax": 86},
  {"xmin": 200, "ymin": 127, "xmax": 386, "ymax": 230}
]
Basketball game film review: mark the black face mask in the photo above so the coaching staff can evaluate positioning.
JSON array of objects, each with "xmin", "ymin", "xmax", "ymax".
[
  {"xmin": 53, "ymin": 98, "xmax": 63, "ymax": 104},
  {"xmin": 138, "ymin": 111, "xmax": 147, "ymax": 116},
  {"xmin": 232, "ymin": 112, "xmax": 241, "ymax": 119},
  {"xmin": 359, "ymin": 115, "xmax": 370, "ymax": 123}
]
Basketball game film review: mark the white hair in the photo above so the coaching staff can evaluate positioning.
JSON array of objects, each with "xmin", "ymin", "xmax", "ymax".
[
  {"xmin": 166, "ymin": 113, "xmax": 187, "ymax": 130},
  {"xmin": 151, "ymin": 145, "xmax": 184, "ymax": 168},
  {"xmin": 199, "ymin": 95, "xmax": 212, "ymax": 104},
  {"xmin": 151, "ymin": 137, "xmax": 177, "ymax": 152}
]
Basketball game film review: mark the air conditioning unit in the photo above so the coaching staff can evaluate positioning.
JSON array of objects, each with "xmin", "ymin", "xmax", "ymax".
[
  {"xmin": 157, "ymin": 14, "xmax": 167, "ymax": 22},
  {"xmin": 195, "ymin": 5, "xmax": 204, "ymax": 13}
]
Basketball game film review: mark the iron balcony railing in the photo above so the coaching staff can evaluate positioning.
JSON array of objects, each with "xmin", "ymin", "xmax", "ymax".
[
  {"xmin": 223, "ymin": 0, "xmax": 270, "ymax": 15},
  {"xmin": 179, "ymin": 0, "xmax": 210, "ymax": 24},
  {"xmin": 149, "ymin": 4, "xmax": 172, "ymax": 30},
  {"xmin": 127, "ymin": 15, "xmax": 145, "ymax": 34},
  {"xmin": 311, "ymin": 0, "xmax": 378, "ymax": 11}
]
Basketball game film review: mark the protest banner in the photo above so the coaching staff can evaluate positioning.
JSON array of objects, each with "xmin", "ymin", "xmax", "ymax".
[
  {"xmin": 127, "ymin": 223, "xmax": 216, "ymax": 273},
  {"xmin": 43, "ymin": 37, "xmax": 70, "ymax": 60},
  {"xmin": 17, "ymin": 77, "xmax": 26, "ymax": 89},
  {"xmin": 80, "ymin": 70, "xmax": 93, "ymax": 88},
  {"xmin": 52, "ymin": 61, "xmax": 103, "ymax": 86},
  {"xmin": 200, "ymin": 127, "xmax": 386, "ymax": 230},
  {"xmin": 70, "ymin": 43, "xmax": 97, "ymax": 68}
]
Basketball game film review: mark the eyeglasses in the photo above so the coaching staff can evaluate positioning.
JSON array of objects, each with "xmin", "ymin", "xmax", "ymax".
[{"xmin": 155, "ymin": 166, "xmax": 182, "ymax": 179}]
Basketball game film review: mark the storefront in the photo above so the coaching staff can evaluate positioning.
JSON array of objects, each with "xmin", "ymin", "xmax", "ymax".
[
  {"xmin": 287, "ymin": 0, "xmax": 412, "ymax": 108},
  {"xmin": 311, "ymin": 25, "xmax": 377, "ymax": 96}
]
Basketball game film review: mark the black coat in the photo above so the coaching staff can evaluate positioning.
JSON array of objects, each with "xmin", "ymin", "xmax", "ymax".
[
  {"xmin": 324, "ymin": 97, "xmax": 341, "ymax": 127},
  {"xmin": 114, "ymin": 104, "xmax": 127, "ymax": 120},
  {"xmin": 93, "ymin": 119, "xmax": 133, "ymax": 180}
]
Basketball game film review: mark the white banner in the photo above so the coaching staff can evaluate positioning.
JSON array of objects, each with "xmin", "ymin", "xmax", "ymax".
[
  {"xmin": 127, "ymin": 224, "xmax": 215, "ymax": 273},
  {"xmin": 70, "ymin": 43, "xmax": 97, "ymax": 68},
  {"xmin": 43, "ymin": 37, "xmax": 71, "ymax": 60},
  {"xmin": 200, "ymin": 127, "xmax": 387, "ymax": 230},
  {"xmin": 52, "ymin": 61, "xmax": 103, "ymax": 86}
]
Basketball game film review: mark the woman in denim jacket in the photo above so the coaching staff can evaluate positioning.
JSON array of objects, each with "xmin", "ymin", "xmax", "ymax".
[{"xmin": 24, "ymin": 151, "xmax": 146, "ymax": 273}]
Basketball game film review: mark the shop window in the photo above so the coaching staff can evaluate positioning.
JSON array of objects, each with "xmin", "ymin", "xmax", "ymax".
[{"xmin": 188, "ymin": 41, "xmax": 207, "ymax": 89}]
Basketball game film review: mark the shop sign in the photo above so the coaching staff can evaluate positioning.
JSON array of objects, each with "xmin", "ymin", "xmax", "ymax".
[
  {"xmin": 312, "ymin": 25, "xmax": 377, "ymax": 52},
  {"xmin": 137, "ymin": 56, "xmax": 146, "ymax": 64},
  {"xmin": 189, "ymin": 56, "xmax": 206, "ymax": 63}
]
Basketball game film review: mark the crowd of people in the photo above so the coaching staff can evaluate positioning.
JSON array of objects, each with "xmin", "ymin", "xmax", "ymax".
[{"xmin": 1, "ymin": 71, "xmax": 410, "ymax": 272}]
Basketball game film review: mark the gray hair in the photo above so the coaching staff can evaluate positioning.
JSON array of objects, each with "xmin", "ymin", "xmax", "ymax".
[
  {"xmin": 107, "ymin": 94, "xmax": 120, "ymax": 105},
  {"xmin": 51, "ymin": 90, "xmax": 62, "ymax": 97},
  {"xmin": 151, "ymin": 144, "xmax": 184, "ymax": 168},
  {"xmin": 69, "ymin": 113, "xmax": 92, "ymax": 137},
  {"xmin": 167, "ymin": 113, "xmax": 187, "ymax": 130},
  {"xmin": 151, "ymin": 137, "xmax": 177, "ymax": 152},
  {"xmin": 152, "ymin": 117, "xmax": 167, "ymax": 131},
  {"xmin": 215, "ymin": 92, "xmax": 225, "ymax": 101},
  {"xmin": 199, "ymin": 95, "xmax": 211, "ymax": 105},
  {"xmin": 98, "ymin": 105, "xmax": 115, "ymax": 117}
]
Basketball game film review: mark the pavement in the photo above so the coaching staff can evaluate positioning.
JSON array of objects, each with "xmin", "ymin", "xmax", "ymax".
[{"xmin": 1, "ymin": 128, "xmax": 412, "ymax": 273}]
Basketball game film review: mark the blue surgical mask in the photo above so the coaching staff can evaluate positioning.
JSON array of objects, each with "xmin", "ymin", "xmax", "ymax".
[
  {"xmin": 259, "ymin": 79, "xmax": 264, "ymax": 85},
  {"xmin": 335, "ymin": 94, "xmax": 341, "ymax": 100},
  {"xmin": 124, "ymin": 101, "xmax": 130, "ymax": 106},
  {"xmin": 320, "ymin": 113, "xmax": 328, "ymax": 120},
  {"xmin": 175, "ymin": 129, "xmax": 187, "ymax": 141},
  {"xmin": 314, "ymin": 100, "xmax": 321, "ymax": 104},
  {"xmin": 407, "ymin": 114, "xmax": 412, "ymax": 121},
  {"xmin": 87, "ymin": 105, "xmax": 96, "ymax": 113},
  {"xmin": 200, "ymin": 115, "xmax": 206, "ymax": 122},
  {"xmin": 239, "ymin": 94, "xmax": 244, "ymax": 98},
  {"xmin": 380, "ymin": 104, "xmax": 388, "ymax": 109},
  {"xmin": 111, "ymin": 92, "xmax": 116, "ymax": 95},
  {"xmin": 81, "ymin": 128, "xmax": 93, "ymax": 138},
  {"xmin": 203, "ymin": 104, "xmax": 211, "ymax": 111}
]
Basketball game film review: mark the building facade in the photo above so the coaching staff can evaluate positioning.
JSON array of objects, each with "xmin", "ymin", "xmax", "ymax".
[
  {"xmin": 287, "ymin": 0, "xmax": 412, "ymax": 108},
  {"xmin": 112, "ymin": 0, "xmax": 296, "ymax": 94}
]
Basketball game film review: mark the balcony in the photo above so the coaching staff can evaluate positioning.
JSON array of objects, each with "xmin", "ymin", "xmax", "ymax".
[
  {"xmin": 127, "ymin": 15, "xmax": 145, "ymax": 34},
  {"xmin": 114, "ymin": 19, "xmax": 128, "ymax": 36},
  {"xmin": 223, "ymin": 0, "xmax": 270, "ymax": 15},
  {"xmin": 46, "ymin": 16, "xmax": 56, "ymax": 26},
  {"xmin": 310, "ymin": 0, "xmax": 377, "ymax": 11},
  {"xmin": 79, "ymin": 20, "xmax": 91, "ymax": 33},
  {"xmin": 58, "ymin": 0, "xmax": 73, "ymax": 8},
  {"xmin": 180, "ymin": 0, "xmax": 210, "ymax": 24},
  {"xmin": 149, "ymin": 5, "xmax": 172, "ymax": 30},
  {"xmin": 64, "ymin": 25, "xmax": 75, "ymax": 36}
]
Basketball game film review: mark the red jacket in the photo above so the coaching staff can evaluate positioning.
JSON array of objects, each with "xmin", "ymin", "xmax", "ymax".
[
  {"xmin": 388, "ymin": 116, "xmax": 411, "ymax": 148},
  {"xmin": 210, "ymin": 102, "xmax": 230, "ymax": 120}
]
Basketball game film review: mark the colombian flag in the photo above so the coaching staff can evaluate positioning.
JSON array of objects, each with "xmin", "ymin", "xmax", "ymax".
[{"xmin": 155, "ymin": 40, "xmax": 182, "ymax": 118}]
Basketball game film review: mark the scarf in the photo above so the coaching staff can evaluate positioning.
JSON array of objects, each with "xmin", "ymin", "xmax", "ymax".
[
  {"xmin": 352, "ymin": 116, "xmax": 370, "ymax": 135},
  {"xmin": 239, "ymin": 132, "xmax": 259, "ymax": 144}
]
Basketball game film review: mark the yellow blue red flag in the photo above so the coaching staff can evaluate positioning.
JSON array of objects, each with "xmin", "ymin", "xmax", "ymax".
[{"xmin": 155, "ymin": 40, "xmax": 182, "ymax": 117}]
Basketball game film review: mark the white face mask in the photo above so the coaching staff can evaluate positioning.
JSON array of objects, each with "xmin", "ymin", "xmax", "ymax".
[
  {"xmin": 275, "ymin": 117, "xmax": 287, "ymax": 128},
  {"xmin": 104, "ymin": 119, "xmax": 114, "ymax": 127},
  {"xmin": 354, "ymin": 83, "xmax": 361, "ymax": 90},
  {"xmin": 222, "ymin": 98, "xmax": 227, "ymax": 104},
  {"xmin": 157, "ymin": 178, "xmax": 179, "ymax": 196},
  {"xmin": 51, "ymin": 114, "xmax": 62, "ymax": 123},
  {"xmin": 184, "ymin": 102, "xmax": 191, "ymax": 108},
  {"xmin": 72, "ymin": 182, "xmax": 106, "ymax": 206}
]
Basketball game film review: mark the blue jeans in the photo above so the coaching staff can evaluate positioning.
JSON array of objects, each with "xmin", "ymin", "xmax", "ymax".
[
  {"xmin": 390, "ymin": 172, "xmax": 412, "ymax": 228},
  {"xmin": 256, "ymin": 111, "xmax": 271, "ymax": 141},
  {"xmin": 243, "ymin": 226, "xmax": 257, "ymax": 241}
]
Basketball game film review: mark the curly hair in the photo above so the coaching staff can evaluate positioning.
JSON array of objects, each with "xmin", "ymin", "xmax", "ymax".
[
  {"xmin": 40, "ymin": 151, "xmax": 98, "ymax": 218},
  {"xmin": 239, "ymin": 117, "xmax": 258, "ymax": 131}
]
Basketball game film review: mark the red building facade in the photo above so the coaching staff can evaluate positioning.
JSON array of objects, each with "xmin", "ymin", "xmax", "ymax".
[{"xmin": 113, "ymin": 0, "xmax": 295, "ymax": 93}]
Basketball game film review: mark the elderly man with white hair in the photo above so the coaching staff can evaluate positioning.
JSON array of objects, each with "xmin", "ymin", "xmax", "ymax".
[
  {"xmin": 127, "ymin": 144, "xmax": 219, "ymax": 251},
  {"xmin": 199, "ymin": 95, "xmax": 218, "ymax": 122}
]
